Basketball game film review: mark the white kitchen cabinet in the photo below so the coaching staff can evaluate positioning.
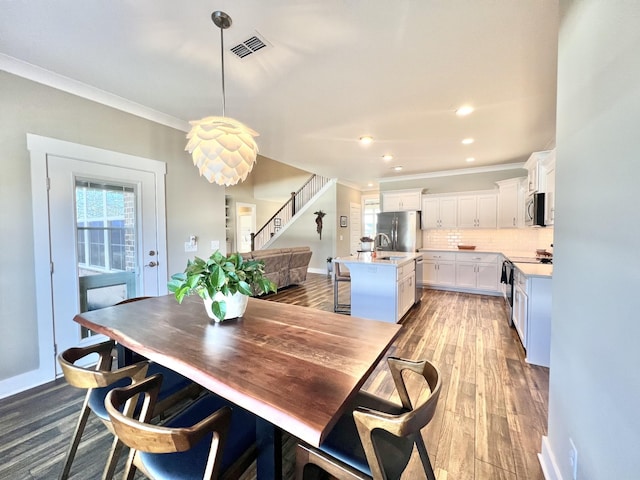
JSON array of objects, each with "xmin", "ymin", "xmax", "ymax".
[
  {"xmin": 513, "ymin": 275, "xmax": 528, "ymax": 345},
  {"xmin": 455, "ymin": 252, "xmax": 499, "ymax": 292},
  {"xmin": 381, "ymin": 189, "xmax": 422, "ymax": 212},
  {"xmin": 421, "ymin": 195, "xmax": 457, "ymax": 229},
  {"xmin": 496, "ymin": 177, "xmax": 526, "ymax": 228},
  {"xmin": 457, "ymin": 193, "xmax": 497, "ymax": 228},
  {"xmin": 543, "ymin": 151, "xmax": 556, "ymax": 226},
  {"xmin": 397, "ymin": 261, "xmax": 416, "ymax": 321},
  {"xmin": 422, "ymin": 252, "xmax": 456, "ymax": 287},
  {"xmin": 512, "ymin": 267, "xmax": 551, "ymax": 367},
  {"xmin": 524, "ymin": 150, "xmax": 553, "ymax": 195}
]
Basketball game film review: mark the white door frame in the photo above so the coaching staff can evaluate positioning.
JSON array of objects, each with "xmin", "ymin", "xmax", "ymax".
[{"xmin": 0, "ymin": 134, "xmax": 167, "ymax": 398}]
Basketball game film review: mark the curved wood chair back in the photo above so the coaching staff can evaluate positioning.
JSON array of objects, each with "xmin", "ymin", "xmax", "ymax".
[
  {"xmin": 296, "ymin": 357, "xmax": 441, "ymax": 480},
  {"xmin": 354, "ymin": 357, "xmax": 441, "ymax": 480},
  {"xmin": 106, "ymin": 374, "xmax": 232, "ymax": 480}
]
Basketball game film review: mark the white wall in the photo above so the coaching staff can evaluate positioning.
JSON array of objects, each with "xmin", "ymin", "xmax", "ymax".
[
  {"xmin": 0, "ymin": 72, "xmax": 226, "ymax": 382},
  {"xmin": 543, "ymin": 2, "xmax": 640, "ymax": 478}
]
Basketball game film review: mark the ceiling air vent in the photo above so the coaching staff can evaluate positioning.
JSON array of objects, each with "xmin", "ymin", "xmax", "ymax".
[{"xmin": 230, "ymin": 33, "xmax": 268, "ymax": 59}]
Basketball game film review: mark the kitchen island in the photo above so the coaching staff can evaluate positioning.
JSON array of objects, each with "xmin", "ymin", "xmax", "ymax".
[{"xmin": 334, "ymin": 252, "xmax": 422, "ymax": 323}]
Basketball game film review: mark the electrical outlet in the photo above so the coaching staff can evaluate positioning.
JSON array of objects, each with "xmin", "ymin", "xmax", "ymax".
[
  {"xmin": 569, "ymin": 438, "xmax": 578, "ymax": 480},
  {"xmin": 184, "ymin": 241, "xmax": 197, "ymax": 253},
  {"xmin": 210, "ymin": 240, "xmax": 220, "ymax": 250}
]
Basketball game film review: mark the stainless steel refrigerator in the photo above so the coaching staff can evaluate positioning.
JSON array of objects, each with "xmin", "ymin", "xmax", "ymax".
[{"xmin": 375, "ymin": 211, "xmax": 422, "ymax": 252}]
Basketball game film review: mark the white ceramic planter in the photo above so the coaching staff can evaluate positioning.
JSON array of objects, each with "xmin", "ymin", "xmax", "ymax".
[{"xmin": 203, "ymin": 291, "xmax": 249, "ymax": 322}]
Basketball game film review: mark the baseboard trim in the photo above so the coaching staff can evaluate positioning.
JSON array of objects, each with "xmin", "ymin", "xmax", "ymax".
[{"xmin": 539, "ymin": 435, "xmax": 563, "ymax": 480}]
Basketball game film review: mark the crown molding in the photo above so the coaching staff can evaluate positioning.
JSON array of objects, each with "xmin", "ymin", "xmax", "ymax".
[
  {"xmin": 1, "ymin": 54, "xmax": 190, "ymax": 132},
  {"xmin": 377, "ymin": 162, "xmax": 526, "ymax": 183}
]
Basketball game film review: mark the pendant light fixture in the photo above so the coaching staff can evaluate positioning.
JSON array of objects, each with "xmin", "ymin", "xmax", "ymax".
[{"xmin": 185, "ymin": 10, "xmax": 259, "ymax": 187}]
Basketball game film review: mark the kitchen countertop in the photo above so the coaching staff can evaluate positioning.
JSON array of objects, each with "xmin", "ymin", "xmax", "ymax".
[
  {"xmin": 418, "ymin": 247, "xmax": 552, "ymax": 278},
  {"xmin": 513, "ymin": 262, "xmax": 553, "ymax": 278},
  {"xmin": 335, "ymin": 251, "xmax": 421, "ymax": 267}
]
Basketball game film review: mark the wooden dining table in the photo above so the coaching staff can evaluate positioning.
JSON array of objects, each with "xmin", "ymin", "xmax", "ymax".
[{"xmin": 74, "ymin": 294, "xmax": 402, "ymax": 479}]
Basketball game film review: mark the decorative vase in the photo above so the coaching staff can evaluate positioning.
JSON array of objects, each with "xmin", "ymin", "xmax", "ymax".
[{"xmin": 203, "ymin": 291, "xmax": 249, "ymax": 322}]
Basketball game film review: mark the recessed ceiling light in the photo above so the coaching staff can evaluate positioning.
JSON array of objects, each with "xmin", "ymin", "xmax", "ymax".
[
  {"xmin": 466, "ymin": 157, "xmax": 476, "ymax": 163},
  {"xmin": 393, "ymin": 166, "xmax": 403, "ymax": 171},
  {"xmin": 461, "ymin": 138, "xmax": 474, "ymax": 145},
  {"xmin": 382, "ymin": 154, "xmax": 393, "ymax": 161},
  {"xmin": 359, "ymin": 135, "xmax": 373, "ymax": 145},
  {"xmin": 456, "ymin": 105, "xmax": 474, "ymax": 116},
  {"xmin": 367, "ymin": 182, "xmax": 374, "ymax": 187}
]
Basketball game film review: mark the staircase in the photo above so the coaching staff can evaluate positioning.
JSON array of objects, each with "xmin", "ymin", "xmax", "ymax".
[{"xmin": 251, "ymin": 174, "xmax": 331, "ymax": 250}]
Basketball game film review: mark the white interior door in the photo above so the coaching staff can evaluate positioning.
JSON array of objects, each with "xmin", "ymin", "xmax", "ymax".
[
  {"xmin": 350, "ymin": 202, "xmax": 362, "ymax": 255},
  {"xmin": 48, "ymin": 156, "xmax": 162, "ymax": 365},
  {"xmin": 236, "ymin": 203, "xmax": 256, "ymax": 253}
]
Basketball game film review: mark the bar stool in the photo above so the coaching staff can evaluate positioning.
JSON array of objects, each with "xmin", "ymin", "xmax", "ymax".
[{"xmin": 333, "ymin": 261, "xmax": 351, "ymax": 314}]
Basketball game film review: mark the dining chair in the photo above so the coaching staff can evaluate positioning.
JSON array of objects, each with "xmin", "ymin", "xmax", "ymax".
[
  {"xmin": 105, "ymin": 373, "xmax": 257, "ymax": 480},
  {"xmin": 58, "ymin": 340, "xmax": 201, "ymax": 480},
  {"xmin": 295, "ymin": 357, "xmax": 441, "ymax": 480},
  {"xmin": 333, "ymin": 261, "xmax": 351, "ymax": 314}
]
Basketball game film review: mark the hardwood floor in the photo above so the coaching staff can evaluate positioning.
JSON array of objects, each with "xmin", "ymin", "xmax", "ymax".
[{"xmin": 0, "ymin": 273, "xmax": 548, "ymax": 479}]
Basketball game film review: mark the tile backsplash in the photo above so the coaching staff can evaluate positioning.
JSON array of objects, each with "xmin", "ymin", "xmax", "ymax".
[{"xmin": 422, "ymin": 227, "xmax": 554, "ymax": 257}]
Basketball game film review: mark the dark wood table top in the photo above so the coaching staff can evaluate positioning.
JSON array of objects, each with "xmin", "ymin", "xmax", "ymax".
[{"xmin": 74, "ymin": 294, "xmax": 402, "ymax": 447}]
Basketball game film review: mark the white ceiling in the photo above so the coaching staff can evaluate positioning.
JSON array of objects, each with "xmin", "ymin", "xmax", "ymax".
[{"xmin": 0, "ymin": 0, "xmax": 559, "ymax": 189}]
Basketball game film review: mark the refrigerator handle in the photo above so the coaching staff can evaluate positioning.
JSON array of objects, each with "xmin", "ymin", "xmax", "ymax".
[{"xmin": 393, "ymin": 217, "xmax": 398, "ymax": 249}]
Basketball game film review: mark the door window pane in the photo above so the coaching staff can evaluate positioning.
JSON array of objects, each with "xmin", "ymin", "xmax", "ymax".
[{"xmin": 75, "ymin": 180, "xmax": 137, "ymax": 338}]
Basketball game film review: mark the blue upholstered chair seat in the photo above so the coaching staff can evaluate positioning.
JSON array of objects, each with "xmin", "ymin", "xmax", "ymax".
[
  {"xmin": 318, "ymin": 391, "xmax": 413, "ymax": 479},
  {"xmin": 88, "ymin": 363, "xmax": 192, "ymax": 421},
  {"xmin": 138, "ymin": 394, "xmax": 257, "ymax": 480}
]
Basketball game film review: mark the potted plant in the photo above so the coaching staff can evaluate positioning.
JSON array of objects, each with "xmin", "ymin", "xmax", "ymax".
[{"xmin": 167, "ymin": 250, "xmax": 277, "ymax": 322}]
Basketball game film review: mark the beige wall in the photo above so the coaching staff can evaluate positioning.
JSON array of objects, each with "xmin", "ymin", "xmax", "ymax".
[
  {"xmin": 336, "ymin": 183, "xmax": 362, "ymax": 257},
  {"xmin": 0, "ymin": 72, "xmax": 226, "ymax": 381},
  {"xmin": 380, "ymin": 168, "xmax": 526, "ymax": 194},
  {"xmin": 270, "ymin": 183, "xmax": 337, "ymax": 271},
  {"xmin": 224, "ymin": 155, "xmax": 314, "ymax": 251}
]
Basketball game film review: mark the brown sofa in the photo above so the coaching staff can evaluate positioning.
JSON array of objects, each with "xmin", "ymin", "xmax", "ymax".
[{"xmin": 247, "ymin": 246, "xmax": 312, "ymax": 290}]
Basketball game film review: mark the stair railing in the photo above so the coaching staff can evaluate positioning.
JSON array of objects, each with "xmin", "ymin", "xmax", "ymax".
[{"xmin": 251, "ymin": 174, "xmax": 330, "ymax": 250}]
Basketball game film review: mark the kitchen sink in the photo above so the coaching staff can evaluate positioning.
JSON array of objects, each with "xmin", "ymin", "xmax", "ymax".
[{"xmin": 379, "ymin": 255, "xmax": 406, "ymax": 260}]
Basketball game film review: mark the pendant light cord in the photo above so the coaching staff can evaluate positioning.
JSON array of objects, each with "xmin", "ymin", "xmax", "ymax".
[{"xmin": 220, "ymin": 24, "xmax": 226, "ymax": 117}]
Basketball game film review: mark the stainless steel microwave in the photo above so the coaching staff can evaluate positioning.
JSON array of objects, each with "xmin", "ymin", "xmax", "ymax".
[{"xmin": 525, "ymin": 192, "xmax": 546, "ymax": 226}]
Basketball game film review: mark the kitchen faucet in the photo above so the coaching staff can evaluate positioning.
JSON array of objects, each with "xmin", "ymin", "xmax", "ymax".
[{"xmin": 375, "ymin": 232, "xmax": 391, "ymax": 250}]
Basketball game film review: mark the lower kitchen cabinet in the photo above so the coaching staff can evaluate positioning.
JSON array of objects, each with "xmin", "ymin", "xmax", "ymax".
[
  {"xmin": 455, "ymin": 253, "xmax": 499, "ymax": 292},
  {"xmin": 513, "ymin": 267, "xmax": 551, "ymax": 367},
  {"xmin": 397, "ymin": 262, "xmax": 416, "ymax": 321},
  {"xmin": 422, "ymin": 252, "xmax": 456, "ymax": 287}
]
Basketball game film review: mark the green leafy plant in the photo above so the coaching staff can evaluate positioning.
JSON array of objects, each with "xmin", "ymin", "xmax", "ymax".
[{"xmin": 167, "ymin": 250, "xmax": 277, "ymax": 320}]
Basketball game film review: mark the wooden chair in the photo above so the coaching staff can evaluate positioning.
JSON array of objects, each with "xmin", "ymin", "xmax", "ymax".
[
  {"xmin": 333, "ymin": 262, "xmax": 351, "ymax": 314},
  {"xmin": 295, "ymin": 357, "xmax": 442, "ymax": 480},
  {"xmin": 58, "ymin": 340, "xmax": 200, "ymax": 480},
  {"xmin": 105, "ymin": 373, "xmax": 257, "ymax": 480}
]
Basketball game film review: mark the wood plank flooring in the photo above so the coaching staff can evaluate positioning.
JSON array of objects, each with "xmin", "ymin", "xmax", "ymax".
[{"xmin": 0, "ymin": 273, "xmax": 548, "ymax": 479}]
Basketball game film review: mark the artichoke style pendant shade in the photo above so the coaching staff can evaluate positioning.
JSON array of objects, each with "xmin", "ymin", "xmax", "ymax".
[{"xmin": 186, "ymin": 11, "xmax": 259, "ymax": 187}]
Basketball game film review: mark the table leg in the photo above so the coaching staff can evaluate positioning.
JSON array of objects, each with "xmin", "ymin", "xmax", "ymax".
[{"xmin": 256, "ymin": 417, "xmax": 282, "ymax": 480}]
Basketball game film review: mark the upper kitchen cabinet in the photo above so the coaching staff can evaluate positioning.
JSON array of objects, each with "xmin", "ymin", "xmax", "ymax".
[
  {"xmin": 496, "ymin": 177, "xmax": 526, "ymax": 228},
  {"xmin": 457, "ymin": 192, "xmax": 497, "ymax": 228},
  {"xmin": 421, "ymin": 195, "xmax": 457, "ymax": 229},
  {"xmin": 542, "ymin": 151, "xmax": 556, "ymax": 226},
  {"xmin": 381, "ymin": 189, "xmax": 423, "ymax": 212},
  {"xmin": 524, "ymin": 150, "xmax": 554, "ymax": 195}
]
